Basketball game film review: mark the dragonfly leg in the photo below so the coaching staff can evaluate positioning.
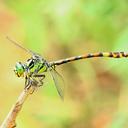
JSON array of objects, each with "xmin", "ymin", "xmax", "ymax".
[
  {"xmin": 33, "ymin": 74, "xmax": 45, "ymax": 87},
  {"xmin": 24, "ymin": 77, "xmax": 34, "ymax": 93},
  {"xmin": 25, "ymin": 76, "xmax": 31, "ymax": 89},
  {"xmin": 24, "ymin": 74, "xmax": 45, "ymax": 94},
  {"xmin": 29, "ymin": 78, "xmax": 39, "ymax": 94},
  {"xmin": 33, "ymin": 74, "xmax": 45, "ymax": 78},
  {"xmin": 24, "ymin": 75, "xmax": 39, "ymax": 94}
]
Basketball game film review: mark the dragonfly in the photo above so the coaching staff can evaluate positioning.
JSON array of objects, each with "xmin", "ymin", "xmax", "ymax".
[{"xmin": 6, "ymin": 36, "xmax": 128, "ymax": 100}]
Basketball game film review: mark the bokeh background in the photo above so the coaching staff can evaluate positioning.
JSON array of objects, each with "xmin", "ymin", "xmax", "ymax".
[{"xmin": 0, "ymin": 0, "xmax": 128, "ymax": 128}]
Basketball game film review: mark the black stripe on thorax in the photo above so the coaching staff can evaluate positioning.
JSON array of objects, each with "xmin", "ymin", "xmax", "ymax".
[{"xmin": 27, "ymin": 59, "xmax": 34, "ymax": 69}]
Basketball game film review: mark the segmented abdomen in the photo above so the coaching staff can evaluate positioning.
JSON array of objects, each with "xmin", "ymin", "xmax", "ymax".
[{"xmin": 50, "ymin": 52, "xmax": 128, "ymax": 66}]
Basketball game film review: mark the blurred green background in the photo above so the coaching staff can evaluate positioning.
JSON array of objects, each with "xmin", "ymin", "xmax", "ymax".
[{"xmin": 0, "ymin": 0, "xmax": 128, "ymax": 128}]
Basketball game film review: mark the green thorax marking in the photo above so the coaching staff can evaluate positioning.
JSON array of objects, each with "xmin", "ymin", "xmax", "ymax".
[{"xmin": 26, "ymin": 58, "xmax": 47, "ymax": 74}]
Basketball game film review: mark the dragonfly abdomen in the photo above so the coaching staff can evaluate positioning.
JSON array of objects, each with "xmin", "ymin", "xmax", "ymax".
[
  {"xmin": 101, "ymin": 52, "xmax": 128, "ymax": 58},
  {"xmin": 50, "ymin": 52, "xmax": 128, "ymax": 66},
  {"xmin": 74, "ymin": 52, "xmax": 128, "ymax": 59}
]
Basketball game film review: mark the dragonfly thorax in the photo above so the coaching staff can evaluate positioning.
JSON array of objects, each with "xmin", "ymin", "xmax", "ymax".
[
  {"xmin": 14, "ymin": 55, "xmax": 48, "ymax": 78},
  {"xmin": 26, "ymin": 57, "xmax": 48, "ymax": 75}
]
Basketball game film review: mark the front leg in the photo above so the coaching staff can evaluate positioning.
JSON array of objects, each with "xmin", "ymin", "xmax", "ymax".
[{"xmin": 25, "ymin": 76, "xmax": 31, "ymax": 89}]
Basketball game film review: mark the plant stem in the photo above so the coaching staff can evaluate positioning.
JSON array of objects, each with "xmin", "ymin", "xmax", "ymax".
[{"xmin": 0, "ymin": 86, "xmax": 34, "ymax": 128}]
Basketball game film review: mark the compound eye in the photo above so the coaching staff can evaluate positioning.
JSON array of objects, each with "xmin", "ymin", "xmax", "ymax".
[
  {"xmin": 14, "ymin": 68, "xmax": 20, "ymax": 77},
  {"xmin": 14, "ymin": 62, "xmax": 25, "ymax": 77}
]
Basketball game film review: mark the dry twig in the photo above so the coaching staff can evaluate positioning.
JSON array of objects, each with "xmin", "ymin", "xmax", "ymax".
[{"xmin": 0, "ymin": 86, "xmax": 34, "ymax": 128}]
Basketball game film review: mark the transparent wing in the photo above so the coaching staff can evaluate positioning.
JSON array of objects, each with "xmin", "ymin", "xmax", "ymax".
[
  {"xmin": 48, "ymin": 67, "xmax": 65, "ymax": 100},
  {"xmin": 6, "ymin": 36, "xmax": 36, "ymax": 56}
]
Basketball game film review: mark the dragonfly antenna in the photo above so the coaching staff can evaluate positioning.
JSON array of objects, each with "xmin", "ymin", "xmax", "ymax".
[{"xmin": 6, "ymin": 36, "xmax": 33, "ymax": 54}]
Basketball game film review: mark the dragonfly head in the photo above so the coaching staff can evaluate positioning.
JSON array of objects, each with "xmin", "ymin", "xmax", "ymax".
[{"xmin": 14, "ymin": 62, "xmax": 25, "ymax": 77}]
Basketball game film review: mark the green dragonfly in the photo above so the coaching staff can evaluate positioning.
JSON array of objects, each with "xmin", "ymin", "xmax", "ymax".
[{"xmin": 7, "ymin": 37, "xmax": 128, "ymax": 100}]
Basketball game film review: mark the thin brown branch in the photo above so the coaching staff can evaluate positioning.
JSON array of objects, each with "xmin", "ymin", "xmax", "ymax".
[{"xmin": 0, "ymin": 86, "xmax": 34, "ymax": 128}]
